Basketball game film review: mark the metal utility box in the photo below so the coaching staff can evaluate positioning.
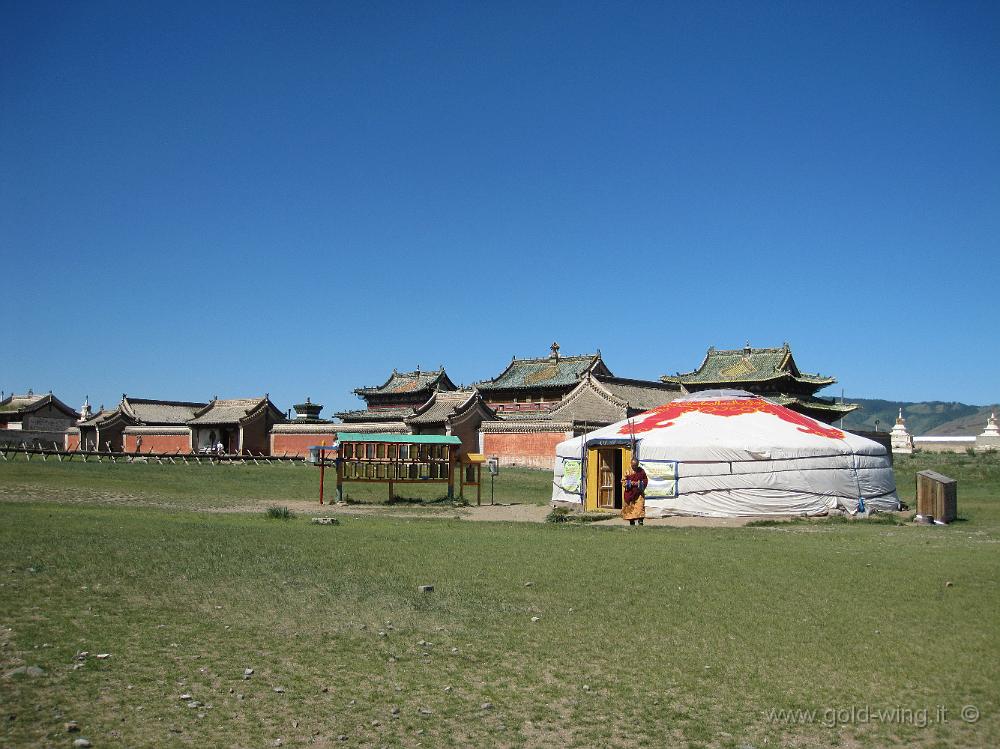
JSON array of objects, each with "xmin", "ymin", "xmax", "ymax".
[{"xmin": 916, "ymin": 470, "xmax": 957, "ymax": 524}]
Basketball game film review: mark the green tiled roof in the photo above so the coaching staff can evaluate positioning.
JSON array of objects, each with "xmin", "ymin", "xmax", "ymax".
[
  {"xmin": 769, "ymin": 393, "xmax": 858, "ymax": 415},
  {"xmin": 662, "ymin": 345, "xmax": 835, "ymax": 387},
  {"xmin": 335, "ymin": 407, "xmax": 415, "ymax": 422},
  {"xmin": 477, "ymin": 353, "xmax": 607, "ymax": 391},
  {"xmin": 355, "ymin": 368, "xmax": 456, "ymax": 397}
]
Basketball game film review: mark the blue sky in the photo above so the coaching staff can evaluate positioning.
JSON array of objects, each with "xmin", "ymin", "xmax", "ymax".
[{"xmin": 2, "ymin": 1, "xmax": 998, "ymax": 415}]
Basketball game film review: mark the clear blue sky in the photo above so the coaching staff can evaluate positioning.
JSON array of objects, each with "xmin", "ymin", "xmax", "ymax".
[{"xmin": 2, "ymin": 1, "xmax": 997, "ymax": 415}]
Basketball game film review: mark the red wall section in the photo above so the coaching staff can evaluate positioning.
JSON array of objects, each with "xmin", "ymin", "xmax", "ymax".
[
  {"xmin": 271, "ymin": 433, "xmax": 338, "ymax": 458},
  {"xmin": 481, "ymin": 431, "xmax": 569, "ymax": 469},
  {"xmin": 123, "ymin": 433, "xmax": 191, "ymax": 453},
  {"xmin": 65, "ymin": 433, "xmax": 80, "ymax": 451}
]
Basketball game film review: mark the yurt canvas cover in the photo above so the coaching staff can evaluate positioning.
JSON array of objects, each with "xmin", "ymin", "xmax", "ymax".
[{"xmin": 551, "ymin": 391, "xmax": 899, "ymax": 517}]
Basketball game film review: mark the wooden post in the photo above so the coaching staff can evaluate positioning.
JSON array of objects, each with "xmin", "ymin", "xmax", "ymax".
[
  {"xmin": 318, "ymin": 448, "xmax": 325, "ymax": 505},
  {"xmin": 447, "ymin": 447, "xmax": 454, "ymax": 499},
  {"xmin": 336, "ymin": 457, "xmax": 344, "ymax": 502},
  {"xmin": 477, "ymin": 464, "xmax": 482, "ymax": 506}
]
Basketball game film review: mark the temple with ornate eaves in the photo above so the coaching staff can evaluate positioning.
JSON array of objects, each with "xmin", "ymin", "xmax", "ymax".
[
  {"xmin": 72, "ymin": 395, "xmax": 207, "ymax": 452},
  {"xmin": 336, "ymin": 367, "xmax": 459, "ymax": 427},
  {"xmin": 475, "ymin": 343, "xmax": 611, "ymax": 414},
  {"xmin": 476, "ymin": 344, "xmax": 681, "ymax": 467},
  {"xmin": 661, "ymin": 343, "xmax": 856, "ymax": 424}
]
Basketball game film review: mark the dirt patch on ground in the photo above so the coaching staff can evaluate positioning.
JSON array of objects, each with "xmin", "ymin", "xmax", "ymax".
[
  {"xmin": 0, "ymin": 485, "xmax": 775, "ymax": 526},
  {"xmin": 458, "ymin": 505, "xmax": 762, "ymax": 526}
]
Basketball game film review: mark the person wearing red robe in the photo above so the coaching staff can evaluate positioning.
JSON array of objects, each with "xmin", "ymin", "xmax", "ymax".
[{"xmin": 622, "ymin": 458, "xmax": 648, "ymax": 526}]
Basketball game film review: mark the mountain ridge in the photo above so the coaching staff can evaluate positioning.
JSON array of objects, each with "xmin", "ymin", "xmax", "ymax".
[{"xmin": 839, "ymin": 398, "xmax": 997, "ymax": 436}]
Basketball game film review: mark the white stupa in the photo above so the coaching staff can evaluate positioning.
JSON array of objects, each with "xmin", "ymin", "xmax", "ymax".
[
  {"xmin": 890, "ymin": 407, "xmax": 913, "ymax": 454},
  {"xmin": 79, "ymin": 395, "xmax": 92, "ymax": 423},
  {"xmin": 977, "ymin": 411, "xmax": 1000, "ymax": 452}
]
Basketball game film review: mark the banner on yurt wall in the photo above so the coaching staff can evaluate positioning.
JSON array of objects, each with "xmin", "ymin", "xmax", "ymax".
[
  {"xmin": 560, "ymin": 458, "xmax": 582, "ymax": 493},
  {"xmin": 641, "ymin": 459, "xmax": 678, "ymax": 498}
]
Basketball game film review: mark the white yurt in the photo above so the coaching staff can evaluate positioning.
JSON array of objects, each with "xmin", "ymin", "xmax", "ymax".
[{"xmin": 551, "ymin": 390, "xmax": 899, "ymax": 517}]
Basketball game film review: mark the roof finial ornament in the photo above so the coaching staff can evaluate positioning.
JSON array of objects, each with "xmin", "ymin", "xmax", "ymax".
[
  {"xmin": 416, "ymin": 364, "xmax": 420, "ymax": 373},
  {"xmin": 550, "ymin": 341, "xmax": 560, "ymax": 361},
  {"xmin": 744, "ymin": 340, "xmax": 752, "ymax": 355},
  {"xmin": 28, "ymin": 388, "xmax": 33, "ymax": 396},
  {"xmin": 783, "ymin": 341, "xmax": 790, "ymax": 350}
]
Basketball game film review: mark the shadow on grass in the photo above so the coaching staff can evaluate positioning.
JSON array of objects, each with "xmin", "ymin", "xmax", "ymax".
[
  {"xmin": 386, "ymin": 494, "xmax": 451, "ymax": 506},
  {"xmin": 545, "ymin": 507, "xmax": 617, "ymax": 524}
]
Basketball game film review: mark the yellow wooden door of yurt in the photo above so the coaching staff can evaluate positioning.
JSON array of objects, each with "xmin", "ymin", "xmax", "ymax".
[
  {"xmin": 585, "ymin": 446, "xmax": 631, "ymax": 511},
  {"xmin": 597, "ymin": 449, "xmax": 617, "ymax": 508}
]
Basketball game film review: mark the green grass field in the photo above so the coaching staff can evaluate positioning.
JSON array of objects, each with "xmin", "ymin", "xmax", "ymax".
[
  {"xmin": 1, "ymin": 452, "xmax": 998, "ymax": 747},
  {"xmin": 0, "ymin": 456, "xmax": 553, "ymax": 508}
]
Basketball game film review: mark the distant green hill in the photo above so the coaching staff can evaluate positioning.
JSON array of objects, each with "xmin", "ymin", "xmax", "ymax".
[{"xmin": 841, "ymin": 399, "xmax": 997, "ymax": 436}]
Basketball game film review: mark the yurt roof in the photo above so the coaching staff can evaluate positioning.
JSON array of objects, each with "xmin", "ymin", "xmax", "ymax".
[{"xmin": 563, "ymin": 390, "xmax": 884, "ymax": 462}]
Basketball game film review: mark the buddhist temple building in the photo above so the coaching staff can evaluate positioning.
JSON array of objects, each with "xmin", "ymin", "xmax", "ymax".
[
  {"xmin": 406, "ymin": 390, "xmax": 495, "ymax": 456},
  {"xmin": 74, "ymin": 395, "xmax": 206, "ymax": 452},
  {"xmin": 335, "ymin": 367, "xmax": 458, "ymax": 429},
  {"xmin": 187, "ymin": 396, "xmax": 285, "ymax": 454},
  {"xmin": 476, "ymin": 343, "xmax": 610, "ymax": 414},
  {"xmin": 0, "ymin": 390, "xmax": 79, "ymax": 448},
  {"xmin": 0, "ymin": 390, "xmax": 79, "ymax": 432},
  {"xmin": 661, "ymin": 343, "xmax": 856, "ymax": 424},
  {"xmin": 477, "ymin": 345, "xmax": 680, "ymax": 468}
]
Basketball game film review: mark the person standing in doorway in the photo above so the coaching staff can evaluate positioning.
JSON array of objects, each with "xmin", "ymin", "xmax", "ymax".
[{"xmin": 622, "ymin": 457, "xmax": 648, "ymax": 526}]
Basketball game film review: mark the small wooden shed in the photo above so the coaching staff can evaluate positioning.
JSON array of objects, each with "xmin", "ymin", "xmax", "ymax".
[{"xmin": 916, "ymin": 470, "xmax": 957, "ymax": 524}]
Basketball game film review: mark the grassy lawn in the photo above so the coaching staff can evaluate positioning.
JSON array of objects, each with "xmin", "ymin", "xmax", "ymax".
[
  {"xmin": 0, "ymin": 452, "xmax": 998, "ymax": 747},
  {"xmin": 0, "ymin": 455, "xmax": 553, "ymax": 509}
]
